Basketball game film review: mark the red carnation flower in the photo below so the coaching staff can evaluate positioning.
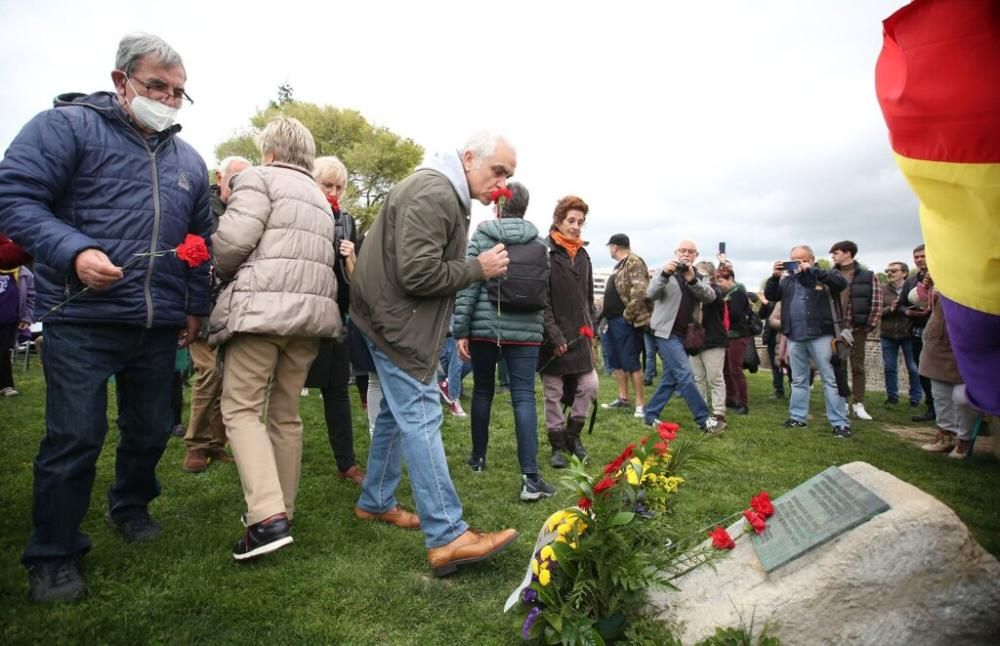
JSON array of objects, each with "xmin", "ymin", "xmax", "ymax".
[
  {"xmin": 175, "ymin": 234, "xmax": 210, "ymax": 268},
  {"xmin": 708, "ymin": 526, "xmax": 735, "ymax": 550},
  {"xmin": 593, "ymin": 476, "xmax": 616, "ymax": 495},
  {"xmin": 577, "ymin": 496, "xmax": 592, "ymax": 511},
  {"xmin": 489, "ymin": 187, "xmax": 513, "ymax": 204},
  {"xmin": 326, "ymin": 193, "xmax": 341, "ymax": 214},
  {"xmin": 654, "ymin": 441, "xmax": 669, "ymax": 456},
  {"xmin": 657, "ymin": 421, "xmax": 679, "ymax": 441},
  {"xmin": 579, "ymin": 325, "xmax": 595, "ymax": 339},
  {"xmin": 603, "ymin": 458, "xmax": 624, "ymax": 475},
  {"xmin": 616, "ymin": 443, "xmax": 636, "ymax": 464},
  {"xmin": 743, "ymin": 508, "xmax": 767, "ymax": 534},
  {"xmin": 750, "ymin": 492, "xmax": 774, "ymax": 519}
]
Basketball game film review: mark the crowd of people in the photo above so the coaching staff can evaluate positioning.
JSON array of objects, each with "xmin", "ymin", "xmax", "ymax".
[{"xmin": 0, "ymin": 32, "xmax": 982, "ymax": 605}]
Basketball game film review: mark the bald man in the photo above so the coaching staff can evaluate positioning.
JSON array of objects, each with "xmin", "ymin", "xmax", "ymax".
[{"xmin": 641, "ymin": 240, "xmax": 718, "ymax": 432}]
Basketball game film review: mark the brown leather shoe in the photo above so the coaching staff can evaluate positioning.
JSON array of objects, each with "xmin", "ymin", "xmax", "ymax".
[
  {"xmin": 354, "ymin": 505, "xmax": 420, "ymax": 530},
  {"xmin": 337, "ymin": 465, "xmax": 365, "ymax": 485},
  {"xmin": 427, "ymin": 528, "xmax": 518, "ymax": 577},
  {"xmin": 206, "ymin": 448, "xmax": 234, "ymax": 464},
  {"xmin": 182, "ymin": 449, "xmax": 208, "ymax": 473}
]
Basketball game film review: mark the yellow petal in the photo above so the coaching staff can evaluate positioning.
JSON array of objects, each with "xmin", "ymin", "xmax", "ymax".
[{"xmin": 539, "ymin": 568, "xmax": 551, "ymax": 586}]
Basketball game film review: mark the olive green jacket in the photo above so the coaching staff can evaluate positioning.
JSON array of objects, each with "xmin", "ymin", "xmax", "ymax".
[{"xmin": 350, "ymin": 168, "xmax": 485, "ymax": 382}]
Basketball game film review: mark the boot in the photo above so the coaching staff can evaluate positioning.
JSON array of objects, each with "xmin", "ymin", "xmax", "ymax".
[
  {"xmin": 920, "ymin": 430, "xmax": 955, "ymax": 453},
  {"xmin": 948, "ymin": 439, "xmax": 972, "ymax": 459},
  {"xmin": 547, "ymin": 430, "xmax": 569, "ymax": 469},
  {"xmin": 565, "ymin": 418, "xmax": 588, "ymax": 463}
]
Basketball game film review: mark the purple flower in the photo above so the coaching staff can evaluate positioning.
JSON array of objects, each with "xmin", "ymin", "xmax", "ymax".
[
  {"xmin": 522, "ymin": 607, "xmax": 541, "ymax": 640},
  {"xmin": 521, "ymin": 588, "xmax": 538, "ymax": 605}
]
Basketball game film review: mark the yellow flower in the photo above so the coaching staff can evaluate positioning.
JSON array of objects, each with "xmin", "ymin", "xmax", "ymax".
[
  {"xmin": 540, "ymin": 545, "xmax": 557, "ymax": 562},
  {"xmin": 531, "ymin": 558, "xmax": 539, "ymax": 575},
  {"xmin": 539, "ymin": 568, "xmax": 551, "ymax": 586},
  {"xmin": 546, "ymin": 510, "xmax": 571, "ymax": 532},
  {"xmin": 557, "ymin": 522, "xmax": 572, "ymax": 536}
]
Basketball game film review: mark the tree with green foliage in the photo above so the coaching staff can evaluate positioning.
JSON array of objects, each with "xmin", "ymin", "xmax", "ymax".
[{"xmin": 214, "ymin": 92, "xmax": 423, "ymax": 230}]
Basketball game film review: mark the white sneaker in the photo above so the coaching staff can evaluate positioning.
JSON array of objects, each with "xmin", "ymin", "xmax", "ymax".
[
  {"xmin": 449, "ymin": 400, "xmax": 467, "ymax": 417},
  {"xmin": 852, "ymin": 402, "xmax": 873, "ymax": 420},
  {"xmin": 633, "ymin": 405, "xmax": 645, "ymax": 418},
  {"xmin": 300, "ymin": 388, "xmax": 309, "ymax": 397}
]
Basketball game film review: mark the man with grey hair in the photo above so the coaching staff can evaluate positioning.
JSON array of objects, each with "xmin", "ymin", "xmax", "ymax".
[
  {"xmin": 0, "ymin": 32, "xmax": 212, "ymax": 602},
  {"xmin": 181, "ymin": 155, "xmax": 251, "ymax": 473},
  {"xmin": 350, "ymin": 130, "xmax": 519, "ymax": 576}
]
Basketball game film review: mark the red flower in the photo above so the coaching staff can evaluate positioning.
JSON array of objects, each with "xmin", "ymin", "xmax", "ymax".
[
  {"xmin": 654, "ymin": 441, "xmax": 669, "ymax": 456},
  {"xmin": 640, "ymin": 436, "xmax": 648, "ymax": 446},
  {"xmin": 617, "ymin": 443, "xmax": 636, "ymax": 464},
  {"xmin": 593, "ymin": 476, "xmax": 616, "ymax": 495},
  {"xmin": 175, "ymin": 234, "xmax": 210, "ymax": 268},
  {"xmin": 657, "ymin": 421, "xmax": 679, "ymax": 441},
  {"xmin": 578, "ymin": 325, "xmax": 595, "ymax": 340},
  {"xmin": 577, "ymin": 496, "xmax": 592, "ymax": 510},
  {"xmin": 708, "ymin": 526, "xmax": 735, "ymax": 550},
  {"xmin": 489, "ymin": 187, "xmax": 513, "ymax": 204},
  {"xmin": 750, "ymin": 492, "xmax": 774, "ymax": 518},
  {"xmin": 603, "ymin": 458, "xmax": 624, "ymax": 475},
  {"xmin": 743, "ymin": 508, "xmax": 767, "ymax": 534},
  {"xmin": 326, "ymin": 193, "xmax": 341, "ymax": 214}
]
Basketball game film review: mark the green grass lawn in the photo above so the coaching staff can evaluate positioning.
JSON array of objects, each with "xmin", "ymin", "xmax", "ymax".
[{"xmin": 1, "ymin": 363, "xmax": 998, "ymax": 644}]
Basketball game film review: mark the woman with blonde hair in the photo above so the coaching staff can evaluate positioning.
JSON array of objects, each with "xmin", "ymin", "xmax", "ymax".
[{"xmin": 210, "ymin": 117, "xmax": 341, "ymax": 560}]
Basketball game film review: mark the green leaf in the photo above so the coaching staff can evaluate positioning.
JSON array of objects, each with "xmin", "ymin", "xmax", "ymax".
[{"xmin": 609, "ymin": 512, "xmax": 635, "ymax": 527}]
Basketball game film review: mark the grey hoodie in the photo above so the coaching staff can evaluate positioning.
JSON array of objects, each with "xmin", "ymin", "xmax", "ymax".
[
  {"xmin": 417, "ymin": 150, "xmax": 472, "ymax": 215},
  {"xmin": 646, "ymin": 271, "xmax": 716, "ymax": 340}
]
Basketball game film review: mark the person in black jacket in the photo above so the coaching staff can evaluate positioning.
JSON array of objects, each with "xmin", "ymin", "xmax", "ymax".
[
  {"xmin": 900, "ymin": 243, "xmax": 935, "ymax": 421},
  {"xmin": 716, "ymin": 265, "xmax": 753, "ymax": 415},
  {"xmin": 765, "ymin": 245, "xmax": 851, "ymax": 438},
  {"xmin": 538, "ymin": 196, "xmax": 598, "ymax": 468},
  {"xmin": 303, "ymin": 156, "xmax": 365, "ymax": 485}
]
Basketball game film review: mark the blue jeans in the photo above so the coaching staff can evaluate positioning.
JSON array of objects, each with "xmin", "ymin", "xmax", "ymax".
[
  {"xmin": 440, "ymin": 336, "xmax": 472, "ymax": 400},
  {"xmin": 880, "ymin": 337, "xmax": 922, "ymax": 403},
  {"xmin": 644, "ymin": 334, "xmax": 709, "ymax": 426},
  {"xmin": 643, "ymin": 328, "xmax": 658, "ymax": 381},
  {"xmin": 788, "ymin": 336, "xmax": 849, "ymax": 428},
  {"xmin": 599, "ymin": 327, "xmax": 613, "ymax": 375},
  {"xmin": 359, "ymin": 335, "xmax": 468, "ymax": 548},
  {"xmin": 469, "ymin": 342, "xmax": 540, "ymax": 474},
  {"xmin": 23, "ymin": 323, "xmax": 177, "ymax": 566}
]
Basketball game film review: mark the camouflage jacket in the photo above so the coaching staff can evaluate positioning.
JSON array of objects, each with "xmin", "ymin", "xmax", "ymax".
[{"xmin": 613, "ymin": 253, "xmax": 652, "ymax": 327}]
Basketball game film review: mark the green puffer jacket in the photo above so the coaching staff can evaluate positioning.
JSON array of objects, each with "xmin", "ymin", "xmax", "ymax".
[{"xmin": 453, "ymin": 218, "xmax": 547, "ymax": 345}]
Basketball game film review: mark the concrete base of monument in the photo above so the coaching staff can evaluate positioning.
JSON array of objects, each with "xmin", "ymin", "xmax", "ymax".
[{"xmin": 652, "ymin": 461, "xmax": 1000, "ymax": 645}]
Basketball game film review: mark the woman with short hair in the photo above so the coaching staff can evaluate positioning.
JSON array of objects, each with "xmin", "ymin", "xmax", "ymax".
[
  {"xmin": 210, "ymin": 117, "xmax": 341, "ymax": 560},
  {"xmin": 537, "ymin": 196, "xmax": 598, "ymax": 468}
]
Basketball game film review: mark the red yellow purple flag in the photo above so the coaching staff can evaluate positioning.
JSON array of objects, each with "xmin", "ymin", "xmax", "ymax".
[{"xmin": 875, "ymin": 0, "xmax": 1000, "ymax": 317}]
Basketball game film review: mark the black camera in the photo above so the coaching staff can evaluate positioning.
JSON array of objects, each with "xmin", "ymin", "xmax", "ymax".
[{"xmin": 673, "ymin": 262, "xmax": 688, "ymax": 275}]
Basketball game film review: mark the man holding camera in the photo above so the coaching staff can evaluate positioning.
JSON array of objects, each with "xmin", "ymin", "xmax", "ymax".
[
  {"xmin": 765, "ymin": 245, "xmax": 851, "ymax": 438},
  {"xmin": 641, "ymin": 240, "xmax": 716, "ymax": 432}
]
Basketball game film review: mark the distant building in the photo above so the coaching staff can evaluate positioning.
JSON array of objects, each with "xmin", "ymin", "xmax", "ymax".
[{"xmin": 593, "ymin": 268, "xmax": 612, "ymax": 294}]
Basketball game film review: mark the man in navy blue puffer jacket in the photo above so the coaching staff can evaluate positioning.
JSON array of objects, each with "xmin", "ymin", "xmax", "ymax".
[{"xmin": 0, "ymin": 32, "xmax": 212, "ymax": 603}]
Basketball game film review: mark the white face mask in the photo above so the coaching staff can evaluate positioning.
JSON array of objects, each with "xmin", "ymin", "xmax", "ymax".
[{"xmin": 126, "ymin": 79, "xmax": 180, "ymax": 132}]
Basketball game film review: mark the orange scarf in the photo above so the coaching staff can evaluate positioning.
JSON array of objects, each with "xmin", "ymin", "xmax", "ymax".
[{"xmin": 551, "ymin": 230, "xmax": 584, "ymax": 260}]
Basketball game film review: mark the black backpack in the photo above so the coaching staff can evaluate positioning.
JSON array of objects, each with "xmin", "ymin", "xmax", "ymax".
[{"xmin": 486, "ymin": 239, "xmax": 549, "ymax": 312}]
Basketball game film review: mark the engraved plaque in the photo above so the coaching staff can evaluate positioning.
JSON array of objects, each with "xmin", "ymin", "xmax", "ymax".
[{"xmin": 751, "ymin": 466, "xmax": 890, "ymax": 572}]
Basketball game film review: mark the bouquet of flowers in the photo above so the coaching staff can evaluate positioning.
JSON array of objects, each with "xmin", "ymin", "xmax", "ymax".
[{"xmin": 510, "ymin": 422, "xmax": 775, "ymax": 644}]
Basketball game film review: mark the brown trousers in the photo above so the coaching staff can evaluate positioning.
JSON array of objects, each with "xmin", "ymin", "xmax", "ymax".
[
  {"xmin": 221, "ymin": 333, "xmax": 319, "ymax": 525},
  {"xmin": 183, "ymin": 339, "xmax": 226, "ymax": 451}
]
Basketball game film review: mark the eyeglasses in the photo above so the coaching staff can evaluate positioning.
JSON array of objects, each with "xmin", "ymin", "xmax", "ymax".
[
  {"xmin": 885, "ymin": 268, "xmax": 900, "ymax": 273},
  {"xmin": 127, "ymin": 75, "xmax": 194, "ymax": 107},
  {"xmin": 676, "ymin": 248, "xmax": 697, "ymax": 254}
]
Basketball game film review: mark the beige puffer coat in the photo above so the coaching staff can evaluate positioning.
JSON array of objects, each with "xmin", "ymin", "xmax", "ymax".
[{"xmin": 208, "ymin": 162, "xmax": 341, "ymax": 347}]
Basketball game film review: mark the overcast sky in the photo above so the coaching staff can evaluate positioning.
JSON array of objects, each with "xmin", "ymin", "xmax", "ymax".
[{"xmin": 0, "ymin": 0, "xmax": 921, "ymax": 288}]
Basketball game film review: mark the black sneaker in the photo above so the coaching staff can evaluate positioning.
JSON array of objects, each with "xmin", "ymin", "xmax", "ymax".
[
  {"xmin": 733, "ymin": 405, "xmax": 749, "ymax": 415},
  {"xmin": 27, "ymin": 559, "xmax": 88, "ymax": 603},
  {"xmin": 550, "ymin": 451, "xmax": 569, "ymax": 469},
  {"xmin": 833, "ymin": 426, "xmax": 853, "ymax": 439},
  {"xmin": 884, "ymin": 396, "xmax": 899, "ymax": 406},
  {"xmin": 782, "ymin": 419, "xmax": 808, "ymax": 429},
  {"xmin": 171, "ymin": 424, "xmax": 186, "ymax": 437},
  {"xmin": 106, "ymin": 510, "xmax": 162, "ymax": 543},
  {"xmin": 912, "ymin": 410, "xmax": 936, "ymax": 422},
  {"xmin": 601, "ymin": 398, "xmax": 632, "ymax": 410},
  {"xmin": 520, "ymin": 474, "xmax": 556, "ymax": 501},
  {"xmin": 233, "ymin": 513, "xmax": 293, "ymax": 561},
  {"xmin": 467, "ymin": 455, "xmax": 486, "ymax": 473}
]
